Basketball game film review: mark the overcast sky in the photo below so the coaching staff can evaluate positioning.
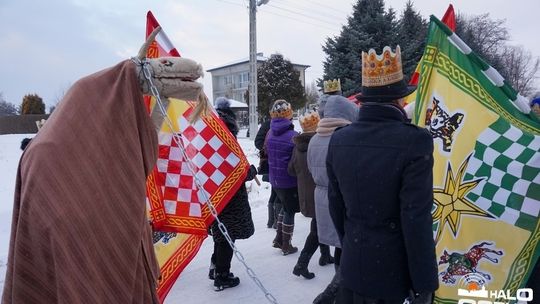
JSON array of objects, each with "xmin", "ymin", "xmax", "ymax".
[{"xmin": 1, "ymin": 0, "xmax": 539, "ymax": 108}]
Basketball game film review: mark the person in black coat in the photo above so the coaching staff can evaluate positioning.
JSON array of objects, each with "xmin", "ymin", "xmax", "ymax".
[
  {"xmin": 255, "ymin": 116, "xmax": 282, "ymax": 229},
  {"xmin": 327, "ymin": 46, "xmax": 438, "ymax": 304},
  {"xmin": 209, "ymin": 97, "xmax": 256, "ymax": 291}
]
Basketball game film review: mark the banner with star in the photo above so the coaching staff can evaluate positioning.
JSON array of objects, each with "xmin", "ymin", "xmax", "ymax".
[{"xmin": 412, "ymin": 16, "xmax": 540, "ymax": 303}]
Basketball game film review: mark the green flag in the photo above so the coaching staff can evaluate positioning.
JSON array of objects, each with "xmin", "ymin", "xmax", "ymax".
[{"xmin": 413, "ymin": 15, "xmax": 540, "ymax": 303}]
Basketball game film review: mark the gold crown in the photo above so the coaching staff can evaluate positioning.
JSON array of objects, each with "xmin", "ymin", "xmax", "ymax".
[
  {"xmin": 323, "ymin": 79, "xmax": 341, "ymax": 93},
  {"xmin": 299, "ymin": 110, "xmax": 320, "ymax": 132},
  {"xmin": 362, "ymin": 46, "xmax": 403, "ymax": 87},
  {"xmin": 270, "ymin": 99, "xmax": 293, "ymax": 119}
]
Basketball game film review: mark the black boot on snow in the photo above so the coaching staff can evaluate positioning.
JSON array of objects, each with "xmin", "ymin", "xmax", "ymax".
[
  {"xmin": 293, "ymin": 263, "xmax": 315, "ymax": 279},
  {"xmin": 214, "ymin": 272, "xmax": 240, "ymax": 291},
  {"xmin": 208, "ymin": 263, "xmax": 216, "ymax": 280},
  {"xmin": 318, "ymin": 245, "xmax": 335, "ymax": 266}
]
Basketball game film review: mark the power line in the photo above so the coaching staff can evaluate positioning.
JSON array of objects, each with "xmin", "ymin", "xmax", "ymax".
[
  {"xmin": 271, "ymin": 0, "xmax": 345, "ymax": 21},
  {"xmin": 259, "ymin": 7, "xmax": 338, "ymax": 31},
  {"xmin": 266, "ymin": 3, "xmax": 341, "ymax": 27},
  {"xmin": 212, "ymin": 0, "xmax": 340, "ymax": 33},
  {"xmin": 214, "ymin": 0, "xmax": 246, "ymax": 8},
  {"xmin": 308, "ymin": 0, "xmax": 351, "ymax": 15}
]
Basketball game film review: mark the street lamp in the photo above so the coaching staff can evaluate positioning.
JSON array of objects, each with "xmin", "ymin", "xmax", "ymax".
[{"xmin": 248, "ymin": 0, "xmax": 269, "ymax": 140}]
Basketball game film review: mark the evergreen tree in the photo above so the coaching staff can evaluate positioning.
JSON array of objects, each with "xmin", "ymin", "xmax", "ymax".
[
  {"xmin": 321, "ymin": 0, "xmax": 397, "ymax": 97},
  {"xmin": 21, "ymin": 94, "xmax": 45, "ymax": 114},
  {"xmin": 257, "ymin": 54, "xmax": 306, "ymax": 120},
  {"xmin": 396, "ymin": 1, "xmax": 427, "ymax": 83}
]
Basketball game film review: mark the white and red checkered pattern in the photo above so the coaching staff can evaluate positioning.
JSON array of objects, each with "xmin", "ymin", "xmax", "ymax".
[
  {"xmin": 143, "ymin": 14, "xmax": 248, "ymax": 301},
  {"xmin": 155, "ymin": 110, "xmax": 241, "ymax": 219}
]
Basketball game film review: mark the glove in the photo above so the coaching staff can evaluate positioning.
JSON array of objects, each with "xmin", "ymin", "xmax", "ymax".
[
  {"xmin": 245, "ymin": 165, "xmax": 258, "ymax": 182},
  {"xmin": 408, "ymin": 292, "xmax": 433, "ymax": 304}
]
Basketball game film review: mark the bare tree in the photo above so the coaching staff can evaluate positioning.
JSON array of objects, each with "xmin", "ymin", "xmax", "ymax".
[
  {"xmin": 50, "ymin": 82, "xmax": 72, "ymax": 114},
  {"xmin": 501, "ymin": 45, "xmax": 540, "ymax": 97},
  {"xmin": 455, "ymin": 13, "xmax": 509, "ymax": 73},
  {"xmin": 456, "ymin": 13, "xmax": 540, "ymax": 97},
  {"xmin": 0, "ymin": 92, "xmax": 18, "ymax": 116},
  {"xmin": 305, "ymin": 81, "xmax": 320, "ymax": 107}
]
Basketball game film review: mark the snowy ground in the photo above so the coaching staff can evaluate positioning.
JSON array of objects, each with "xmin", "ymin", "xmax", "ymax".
[{"xmin": 0, "ymin": 125, "xmax": 334, "ymax": 304}]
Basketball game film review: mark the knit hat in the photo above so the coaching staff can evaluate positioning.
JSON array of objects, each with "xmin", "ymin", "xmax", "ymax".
[
  {"xmin": 270, "ymin": 99, "xmax": 293, "ymax": 119},
  {"xmin": 299, "ymin": 110, "xmax": 320, "ymax": 132},
  {"xmin": 324, "ymin": 95, "xmax": 358, "ymax": 122},
  {"xmin": 531, "ymin": 97, "xmax": 540, "ymax": 107},
  {"xmin": 214, "ymin": 96, "xmax": 231, "ymax": 110}
]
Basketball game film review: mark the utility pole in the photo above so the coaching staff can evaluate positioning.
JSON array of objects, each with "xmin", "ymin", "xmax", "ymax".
[{"xmin": 248, "ymin": 0, "xmax": 269, "ymax": 140}]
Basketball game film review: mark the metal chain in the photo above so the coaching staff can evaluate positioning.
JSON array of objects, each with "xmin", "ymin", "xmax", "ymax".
[{"xmin": 132, "ymin": 57, "xmax": 279, "ymax": 304}]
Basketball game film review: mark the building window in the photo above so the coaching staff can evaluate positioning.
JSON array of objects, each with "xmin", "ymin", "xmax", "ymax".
[
  {"xmin": 233, "ymin": 92, "xmax": 243, "ymax": 101},
  {"xmin": 224, "ymin": 75, "xmax": 232, "ymax": 85},
  {"xmin": 238, "ymin": 72, "xmax": 249, "ymax": 88}
]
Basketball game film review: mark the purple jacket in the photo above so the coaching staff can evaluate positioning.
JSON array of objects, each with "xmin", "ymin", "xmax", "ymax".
[{"xmin": 266, "ymin": 118, "xmax": 298, "ymax": 189}]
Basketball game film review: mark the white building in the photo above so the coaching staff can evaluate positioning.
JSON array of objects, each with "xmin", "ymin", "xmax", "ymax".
[{"xmin": 207, "ymin": 53, "xmax": 310, "ymax": 104}]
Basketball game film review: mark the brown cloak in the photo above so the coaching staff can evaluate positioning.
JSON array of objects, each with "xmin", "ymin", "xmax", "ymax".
[{"xmin": 2, "ymin": 61, "xmax": 160, "ymax": 303}]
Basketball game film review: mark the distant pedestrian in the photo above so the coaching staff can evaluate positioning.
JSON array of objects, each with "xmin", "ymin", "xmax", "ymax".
[
  {"xmin": 255, "ymin": 116, "xmax": 281, "ymax": 229},
  {"xmin": 531, "ymin": 97, "xmax": 540, "ymax": 118},
  {"xmin": 20, "ymin": 138, "xmax": 32, "ymax": 151}
]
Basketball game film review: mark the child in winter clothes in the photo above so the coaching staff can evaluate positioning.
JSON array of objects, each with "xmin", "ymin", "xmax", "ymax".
[
  {"xmin": 209, "ymin": 97, "xmax": 257, "ymax": 291},
  {"xmin": 288, "ymin": 111, "xmax": 334, "ymax": 280},
  {"xmin": 266, "ymin": 99, "xmax": 300, "ymax": 255}
]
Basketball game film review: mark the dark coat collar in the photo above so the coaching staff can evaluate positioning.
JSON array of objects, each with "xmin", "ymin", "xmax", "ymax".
[{"xmin": 358, "ymin": 103, "xmax": 408, "ymax": 123}]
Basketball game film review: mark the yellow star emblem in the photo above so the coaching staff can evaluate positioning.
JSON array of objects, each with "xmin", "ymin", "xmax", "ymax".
[{"xmin": 433, "ymin": 155, "xmax": 491, "ymax": 243}]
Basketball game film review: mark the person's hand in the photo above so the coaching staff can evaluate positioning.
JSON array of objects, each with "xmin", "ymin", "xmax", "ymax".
[
  {"xmin": 412, "ymin": 292, "xmax": 433, "ymax": 304},
  {"xmin": 245, "ymin": 165, "xmax": 258, "ymax": 181}
]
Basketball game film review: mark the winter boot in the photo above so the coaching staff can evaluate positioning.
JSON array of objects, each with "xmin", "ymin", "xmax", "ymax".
[
  {"xmin": 293, "ymin": 252, "xmax": 315, "ymax": 279},
  {"xmin": 208, "ymin": 262, "xmax": 216, "ymax": 280},
  {"xmin": 281, "ymin": 223, "xmax": 298, "ymax": 255},
  {"xmin": 272, "ymin": 213, "xmax": 284, "ymax": 249},
  {"xmin": 213, "ymin": 271, "xmax": 240, "ymax": 291},
  {"xmin": 312, "ymin": 267, "xmax": 341, "ymax": 304},
  {"xmin": 318, "ymin": 245, "xmax": 335, "ymax": 266}
]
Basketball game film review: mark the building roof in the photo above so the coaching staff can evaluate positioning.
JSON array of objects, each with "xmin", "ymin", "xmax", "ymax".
[
  {"xmin": 207, "ymin": 53, "xmax": 310, "ymax": 72},
  {"xmin": 224, "ymin": 99, "xmax": 248, "ymax": 108}
]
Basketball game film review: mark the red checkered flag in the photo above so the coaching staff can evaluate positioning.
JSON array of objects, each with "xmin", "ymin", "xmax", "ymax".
[{"xmin": 142, "ymin": 11, "xmax": 249, "ymax": 302}]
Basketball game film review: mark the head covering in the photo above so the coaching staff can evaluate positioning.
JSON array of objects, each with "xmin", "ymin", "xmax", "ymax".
[
  {"xmin": 318, "ymin": 94, "xmax": 329, "ymax": 118},
  {"xmin": 215, "ymin": 97, "xmax": 239, "ymax": 137},
  {"xmin": 215, "ymin": 96, "xmax": 231, "ymax": 110},
  {"xmin": 531, "ymin": 97, "xmax": 540, "ymax": 107},
  {"xmin": 270, "ymin": 99, "xmax": 293, "ymax": 119},
  {"xmin": 324, "ymin": 95, "xmax": 359, "ymax": 122},
  {"xmin": 299, "ymin": 110, "xmax": 320, "ymax": 132},
  {"xmin": 323, "ymin": 79, "xmax": 342, "ymax": 94},
  {"xmin": 359, "ymin": 45, "xmax": 416, "ymax": 103},
  {"xmin": 20, "ymin": 138, "xmax": 32, "ymax": 150}
]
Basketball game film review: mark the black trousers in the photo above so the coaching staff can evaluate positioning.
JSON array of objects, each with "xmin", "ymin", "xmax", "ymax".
[
  {"xmin": 334, "ymin": 247, "xmax": 342, "ymax": 266},
  {"xmin": 211, "ymin": 241, "xmax": 235, "ymax": 274}
]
